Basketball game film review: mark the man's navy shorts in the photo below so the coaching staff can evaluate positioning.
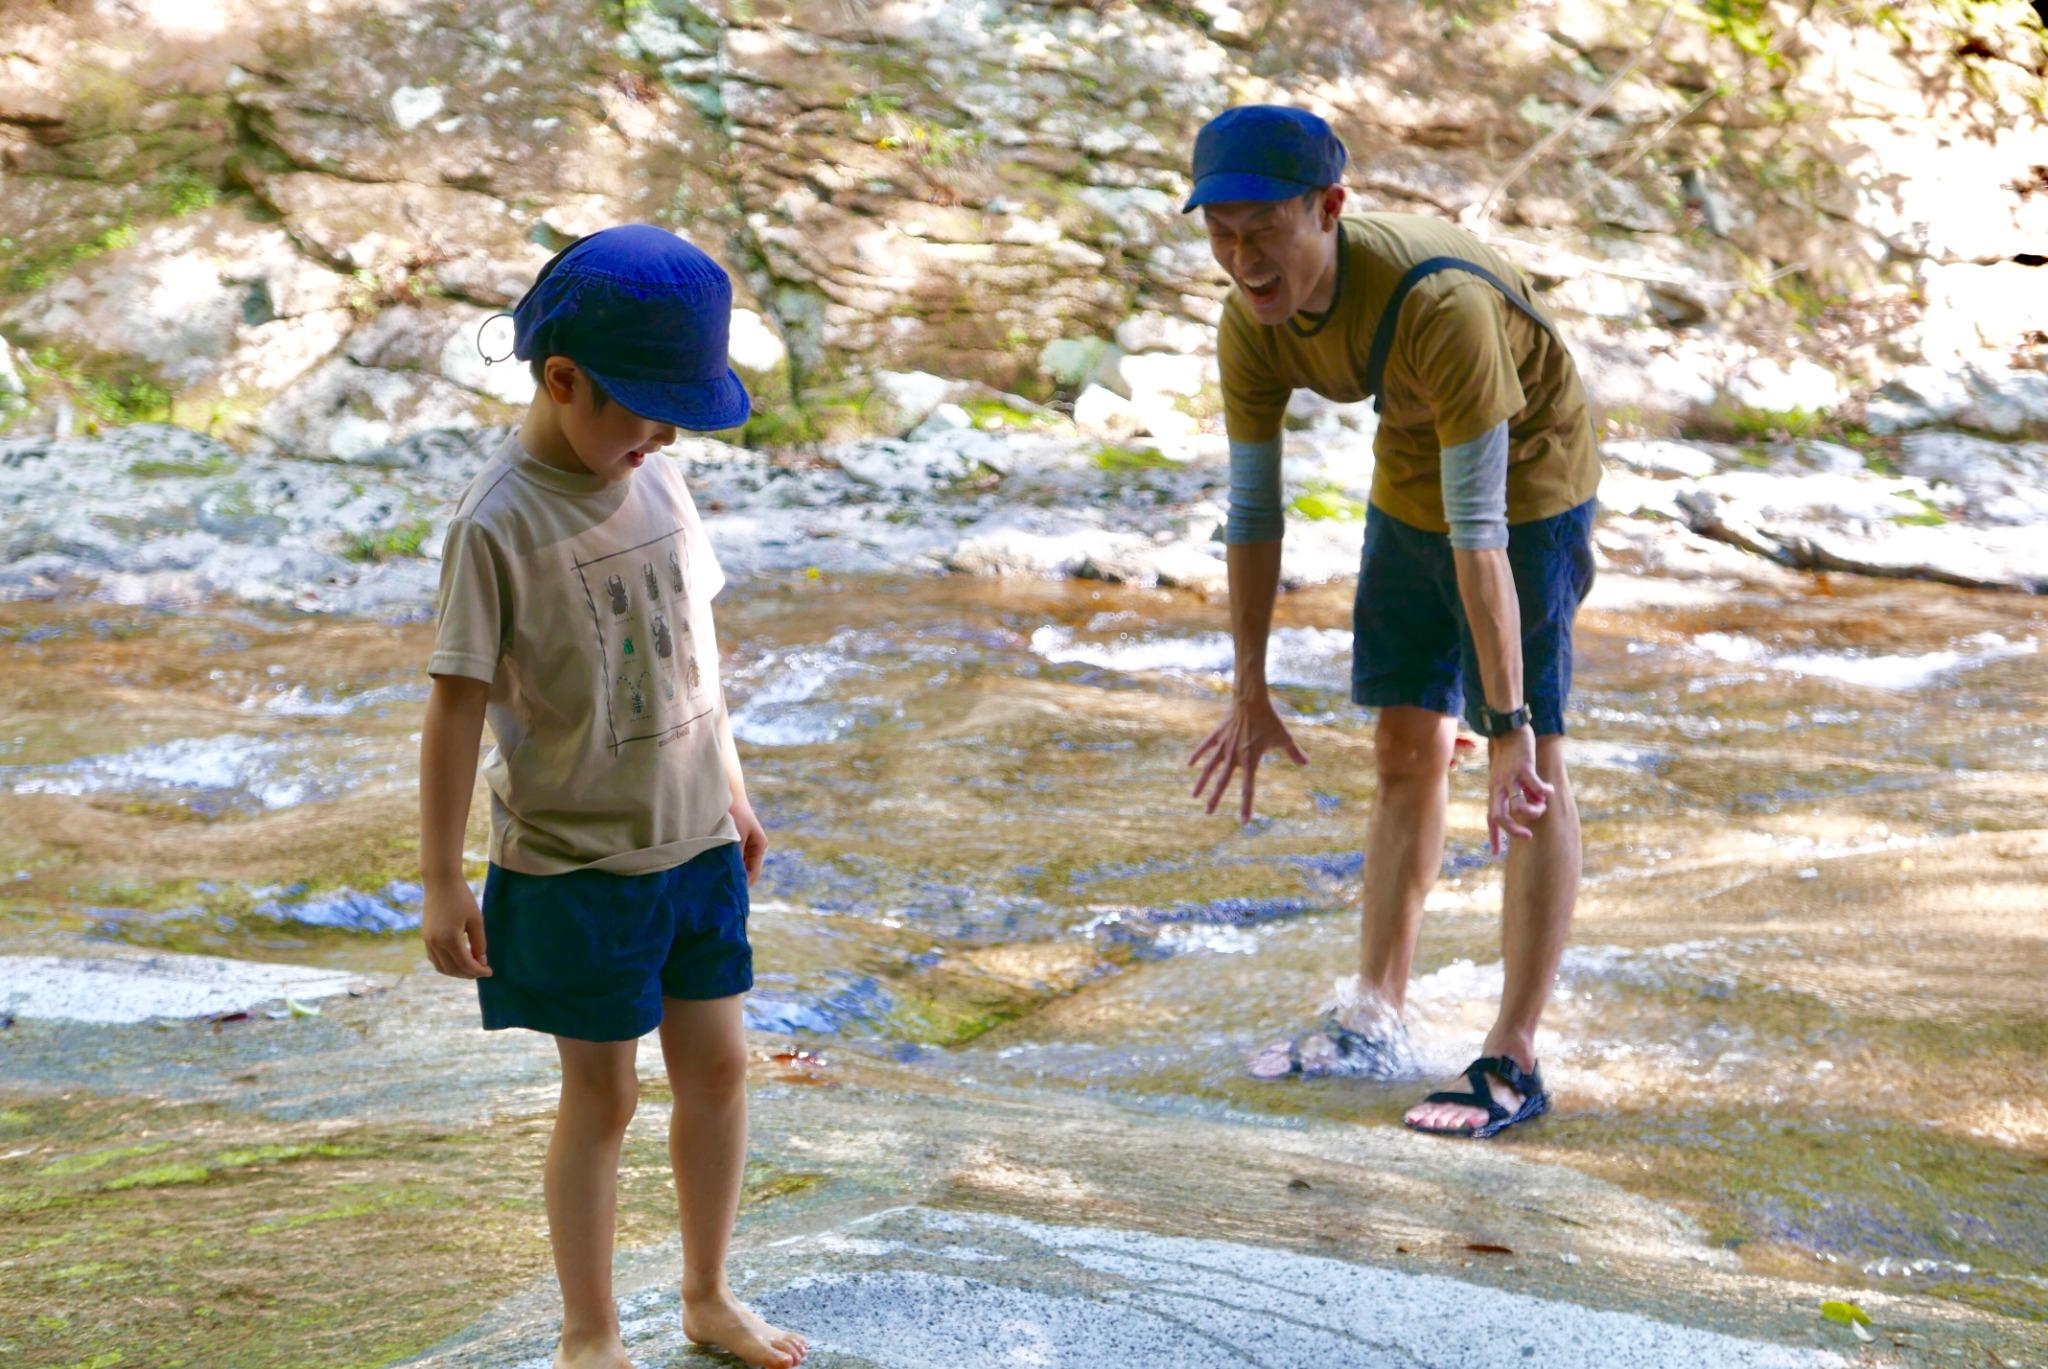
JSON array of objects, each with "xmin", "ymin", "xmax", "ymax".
[
  {"xmin": 477, "ymin": 842, "xmax": 752, "ymax": 1043},
  {"xmin": 1351, "ymin": 498, "xmax": 1597, "ymax": 737}
]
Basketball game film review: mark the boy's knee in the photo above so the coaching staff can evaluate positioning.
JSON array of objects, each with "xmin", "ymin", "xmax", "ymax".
[
  {"xmin": 565, "ymin": 1069, "xmax": 640, "ymax": 1133},
  {"xmin": 672, "ymin": 1042, "xmax": 748, "ymax": 1100}
]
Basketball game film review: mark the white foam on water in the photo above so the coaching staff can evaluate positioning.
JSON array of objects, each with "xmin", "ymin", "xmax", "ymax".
[
  {"xmin": 727, "ymin": 637, "xmax": 879, "ymax": 746},
  {"xmin": 1029, "ymin": 625, "xmax": 1351, "ymax": 690},
  {"xmin": 1689, "ymin": 631, "xmax": 2036, "ymax": 690},
  {"xmin": 0, "ymin": 951, "xmax": 363, "ymax": 1023}
]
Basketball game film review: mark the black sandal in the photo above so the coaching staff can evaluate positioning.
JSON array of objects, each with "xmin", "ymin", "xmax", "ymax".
[{"xmin": 1404, "ymin": 1055, "xmax": 1549, "ymax": 1139}]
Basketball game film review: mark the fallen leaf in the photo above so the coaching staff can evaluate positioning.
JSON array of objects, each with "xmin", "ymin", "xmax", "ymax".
[
  {"xmin": 1286, "ymin": 1177, "xmax": 1312, "ymax": 1190},
  {"xmin": 285, "ymin": 997, "xmax": 320, "ymax": 1018},
  {"xmin": 1465, "ymin": 1242, "xmax": 1514, "ymax": 1255},
  {"xmin": 1820, "ymin": 1299, "xmax": 1871, "ymax": 1327}
]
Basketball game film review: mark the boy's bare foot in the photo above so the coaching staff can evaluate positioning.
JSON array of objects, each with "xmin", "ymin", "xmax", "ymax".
[
  {"xmin": 553, "ymin": 1332, "xmax": 633, "ymax": 1369},
  {"xmin": 683, "ymin": 1289, "xmax": 807, "ymax": 1368}
]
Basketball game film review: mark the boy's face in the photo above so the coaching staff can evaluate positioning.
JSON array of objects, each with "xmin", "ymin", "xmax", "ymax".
[
  {"xmin": 543, "ymin": 358, "xmax": 679, "ymax": 482},
  {"xmin": 1202, "ymin": 187, "xmax": 1344, "ymax": 324}
]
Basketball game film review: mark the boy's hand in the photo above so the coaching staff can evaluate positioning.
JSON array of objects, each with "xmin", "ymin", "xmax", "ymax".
[
  {"xmin": 421, "ymin": 877, "xmax": 491, "ymax": 978},
  {"xmin": 731, "ymin": 795, "xmax": 767, "ymax": 882}
]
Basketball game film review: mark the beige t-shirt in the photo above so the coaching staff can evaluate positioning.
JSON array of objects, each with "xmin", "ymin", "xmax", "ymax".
[
  {"xmin": 428, "ymin": 433, "xmax": 737, "ymax": 876},
  {"xmin": 1219, "ymin": 213, "xmax": 1600, "ymax": 532}
]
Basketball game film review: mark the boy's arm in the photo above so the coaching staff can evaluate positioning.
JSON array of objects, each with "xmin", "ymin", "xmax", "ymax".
[
  {"xmin": 419, "ymin": 673, "xmax": 492, "ymax": 977},
  {"xmin": 715, "ymin": 700, "xmax": 766, "ymax": 881}
]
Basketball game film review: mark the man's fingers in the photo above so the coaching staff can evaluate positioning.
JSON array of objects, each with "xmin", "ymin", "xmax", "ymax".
[
  {"xmin": 1194, "ymin": 736, "xmax": 1234, "ymax": 797},
  {"xmin": 1204, "ymin": 753, "xmax": 1239, "ymax": 814},
  {"xmin": 1189, "ymin": 729, "xmax": 1222, "ymax": 767},
  {"xmin": 1284, "ymin": 735, "xmax": 1310, "ymax": 766},
  {"xmin": 1239, "ymin": 757, "xmax": 1259, "ymax": 825}
]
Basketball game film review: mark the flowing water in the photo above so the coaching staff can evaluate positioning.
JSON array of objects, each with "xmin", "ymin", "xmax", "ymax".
[{"xmin": 2, "ymin": 556, "xmax": 2045, "ymax": 1366}]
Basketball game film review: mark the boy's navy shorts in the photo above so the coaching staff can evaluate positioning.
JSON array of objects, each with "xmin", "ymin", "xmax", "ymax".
[
  {"xmin": 1351, "ymin": 498, "xmax": 1597, "ymax": 737},
  {"xmin": 477, "ymin": 842, "xmax": 752, "ymax": 1043}
]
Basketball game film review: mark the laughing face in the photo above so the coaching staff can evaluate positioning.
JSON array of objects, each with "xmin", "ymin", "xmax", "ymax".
[{"xmin": 1201, "ymin": 186, "xmax": 1346, "ymax": 326}]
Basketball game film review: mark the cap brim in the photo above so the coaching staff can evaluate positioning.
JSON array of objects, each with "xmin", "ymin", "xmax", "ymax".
[
  {"xmin": 580, "ymin": 366, "xmax": 753, "ymax": 432},
  {"xmin": 1181, "ymin": 171, "xmax": 1319, "ymax": 214}
]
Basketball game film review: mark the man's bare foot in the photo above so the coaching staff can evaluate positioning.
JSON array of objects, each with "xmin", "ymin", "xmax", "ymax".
[
  {"xmin": 683, "ymin": 1289, "xmax": 807, "ymax": 1369},
  {"xmin": 1403, "ymin": 1065, "xmax": 1522, "ymax": 1132},
  {"xmin": 552, "ymin": 1331, "xmax": 632, "ymax": 1369}
]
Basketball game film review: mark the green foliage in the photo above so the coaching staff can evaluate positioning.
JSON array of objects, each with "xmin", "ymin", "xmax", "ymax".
[
  {"xmin": 1290, "ymin": 479, "xmax": 1366, "ymax": 522},
  {"xmin": 1725, "ymin": 406, "xmax": 1824, "ymax": 441},
  {"xmin": 1688, "ymin": 0, "xmax": 1784, "ymax": 66},
  {"xmin": 343, "ymin": 520, "xmax": 434, "ymax": 563}
]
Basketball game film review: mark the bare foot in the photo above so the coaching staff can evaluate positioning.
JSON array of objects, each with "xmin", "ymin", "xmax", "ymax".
[
  {"xmin": 1403, "ymin": 1067, "xmax": 1522, "ymax": 1132},
  {"xmin": 683, "ymin": 1289, "xmax": 807, "ymax": 1369},
  {"xmin": 553, "ymin": 1331, "xmax": 633, "ymax": 1369}
]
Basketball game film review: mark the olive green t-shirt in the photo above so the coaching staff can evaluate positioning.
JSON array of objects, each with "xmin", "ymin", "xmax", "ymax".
[
  {"xmin": 428, "ymin": 433, "xmax": 738, "ymax": 877},
  {"xmin": 1219, "ymin": 213, "xmax": 1600, "ymax": 531}
]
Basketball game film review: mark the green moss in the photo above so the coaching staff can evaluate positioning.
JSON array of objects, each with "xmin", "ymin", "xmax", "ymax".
[
  {"xmin": 343, "ymin": 519, "xmax": 433, "ymax": 564},
  {"xmin": 40, "ymin": 1142, "xmax": 178, "ymax": 1178},
  {"xmin": 1290, "ymin": 479, "xmax": 1365, "ymax": 522},
  {"xmin": 130, "ymin": 454, "xmax": 235, "ymax": 480},
  {"xmin": 1091, "ymin": 443, "xmax": 1175, "ymax": 473},
  {"xmin": 1890, "ymin": 491, "xmax": 1947, "ymax": 527},
  {"xmin": 962, "ymin": 397, "xmax": 1049, "ymax": 431}
]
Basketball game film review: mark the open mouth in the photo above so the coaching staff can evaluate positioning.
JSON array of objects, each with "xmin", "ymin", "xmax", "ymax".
[{"xmin": 1241, "ymin": 272, "xmax": 1281, "ymax": 304}]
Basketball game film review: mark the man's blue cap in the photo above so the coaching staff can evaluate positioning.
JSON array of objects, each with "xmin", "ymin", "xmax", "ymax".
[
  {"xmin": 512, "ymin": 224, "xmax": 751, "ymax": 431},
  {"xmin": 1182, "ymin": 105, "xmax": 1348, "ymax": 214}
]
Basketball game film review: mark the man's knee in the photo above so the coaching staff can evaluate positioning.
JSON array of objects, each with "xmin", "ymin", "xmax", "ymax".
[{"xmin": 1374, "ymin": 708, "xmax": 1456, "ymax": 786}]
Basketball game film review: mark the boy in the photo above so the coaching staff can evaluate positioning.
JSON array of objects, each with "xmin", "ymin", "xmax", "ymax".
[{"xmin": 418, "ymin": 224, "xmax": 807, "ymax": 1369}]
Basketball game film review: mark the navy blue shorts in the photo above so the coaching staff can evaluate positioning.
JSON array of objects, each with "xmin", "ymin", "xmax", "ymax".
[
  {"xmin": 477, "ymin": 842, "xmax": 752, "ymax": 1043},
  {"xmin": 1352, "ymin": 499, "xmax": 1597, "ymax": 737}
]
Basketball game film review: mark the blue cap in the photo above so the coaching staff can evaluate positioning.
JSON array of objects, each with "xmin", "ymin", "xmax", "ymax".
[
  {"xmin": 512, "ymin": 224, "xmax": 751, "ymax": 431},
  {"xmin": 1182, "ymin": 106, "xmax": 1348, "ymax": 213}
]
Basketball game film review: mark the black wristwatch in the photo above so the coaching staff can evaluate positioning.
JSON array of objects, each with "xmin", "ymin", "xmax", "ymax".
[{"xmin": 1473, "ymin": 703, "xmax": 1531, "ymax": 738}]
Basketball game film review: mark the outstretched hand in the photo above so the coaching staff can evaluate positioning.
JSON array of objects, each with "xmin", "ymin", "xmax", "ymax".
[
  {"xmin": 1189, "ymin": 694, "xmax": 1309, "ymax": 825},
  {"xmin": 1486, "ymin": 725, "xmax": 1554, "ymax": 853}
]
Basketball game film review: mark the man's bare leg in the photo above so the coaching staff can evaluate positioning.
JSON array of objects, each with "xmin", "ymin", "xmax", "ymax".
[
  {"xmin": 1355, "ymin": 706, "xmax": 1458, "ymax": 1016},
  {"xmin": 1405, "ymin": 735, "xmax": 1580, "ymax": 1130},
  {"xmin": 549, "ymin": 1036, "xmax": 641, "ymax": 1369},
  {"xmin": 657, "ymin": 996, "xmax": 807, "ymax": 1369}
]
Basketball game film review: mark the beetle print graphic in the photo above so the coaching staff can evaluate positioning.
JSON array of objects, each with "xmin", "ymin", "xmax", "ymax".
[
  {"xmin": 658, "ymin": 670, "xmax": 676, "ymax": 702},
  {"xmin": 621, "ymin": 671, "xmax": 649, "ymax": 717},
  {"xmin": 605, "ymin": 574, "xmax": 629, "ymax": 615},
  {"xmin": 642, "ymin": 563, "xmax": 661, "ymax": 602},
  {"xmin": 667, "ymin": 549, "xmax": 685, "ymax": 595},
  {"xmin": 651, "ymin": 612, "xmax": 673, "ymax": 660},
  {"xmin": 687, "ymin": 655, "xmax": 701, "ymax": 691}
]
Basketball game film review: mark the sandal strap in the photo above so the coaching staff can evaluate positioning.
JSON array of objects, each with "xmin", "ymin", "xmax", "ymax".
[
  {"xmin": 1420, "ymin": 1059, "xmax": 1510, "ymax": 1122},
  {"xmin": 1471, "ymin": 1054, "xmax": 1542, "ymax": 1098}
]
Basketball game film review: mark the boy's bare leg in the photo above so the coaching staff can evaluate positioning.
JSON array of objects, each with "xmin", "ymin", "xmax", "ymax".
[
  {"xmin": 657, "ymin": 996, "xmax": 807, "ymax": 1369},
  {"xmin": 1355, "ymin": 706, "xmax": 1458, "ymax": 1016},
  {"xmin": 549, "ymin": 1036, "xmax": 642, "ymax": 1369}
]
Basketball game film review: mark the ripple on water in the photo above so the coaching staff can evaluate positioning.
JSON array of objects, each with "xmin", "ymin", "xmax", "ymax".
[
  {"xmin": 2, "ymin": 733, "xmax": 389, "ymax": 814},
  {"xmin": 1689, "ymin": 630, "xmax": 2038, "ymax": 690}
]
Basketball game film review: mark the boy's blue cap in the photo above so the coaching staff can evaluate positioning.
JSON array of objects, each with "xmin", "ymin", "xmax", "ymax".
[
  {"xmin": 1182, "ymin": 106, "xmax": 1348, "ymax": 213},
  {"xmin": 512, "ymin": 224, "xmax": 751, "ymax": 431}
]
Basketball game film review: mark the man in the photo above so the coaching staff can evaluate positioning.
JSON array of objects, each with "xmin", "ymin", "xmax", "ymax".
[{"xmin": 1183, "ymin": 106, "xmax": 1601, "ymax": 1139}]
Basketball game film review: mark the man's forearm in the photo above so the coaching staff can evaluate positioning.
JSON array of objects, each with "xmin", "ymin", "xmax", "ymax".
[
  {"xmin": 420, "ymin": 681, "xmax": 487, "ymax": 885},
  {"xmin": 1227, "ymin": 539, "xmax": 1283, "ymax": 700},
  {"xmin": 1452, "ymin": 546, "xmax": 1523, "ymax": 712}
]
